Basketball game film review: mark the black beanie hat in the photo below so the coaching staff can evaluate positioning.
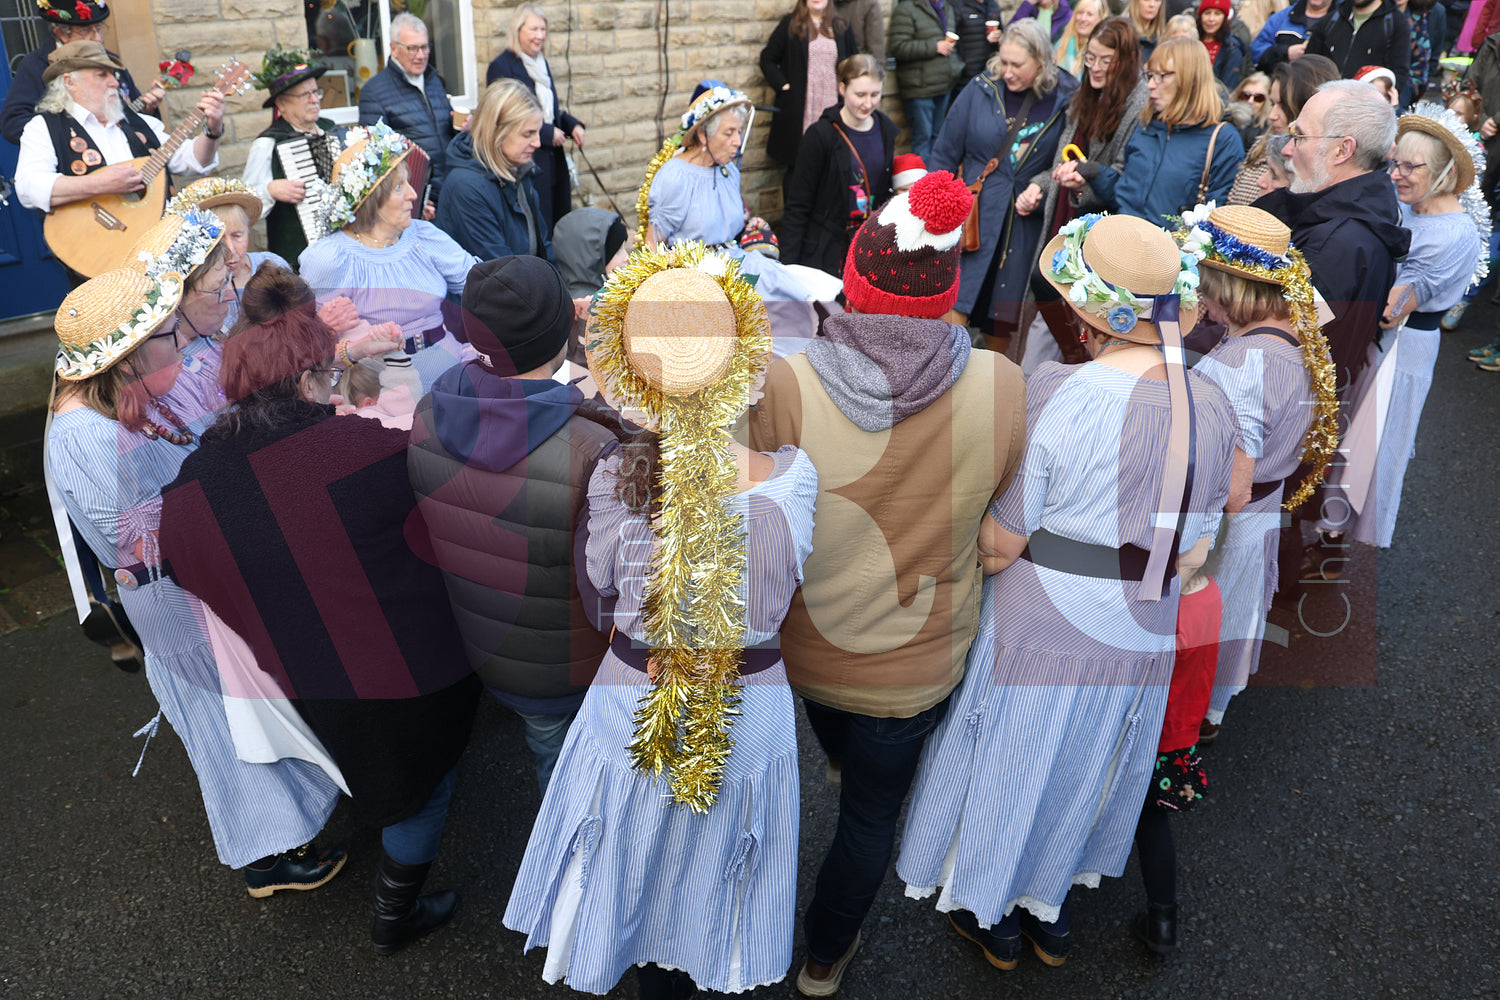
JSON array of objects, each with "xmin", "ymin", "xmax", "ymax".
[{"xmin": 461, "ymin": 256, "xmax": 572, "ymax": 376}]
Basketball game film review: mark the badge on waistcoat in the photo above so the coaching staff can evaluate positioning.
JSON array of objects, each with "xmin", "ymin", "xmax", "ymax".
[
  {"xmin": 81, "ymin": 149, "xmax": 103, "ymax": 166},
  {"xmin": 70, "ymin": 160, "xmax": 88, "ymax": 174},
  {"xmin": 69, "ymin": 134, "xmax": 88, "ymax": 153}
]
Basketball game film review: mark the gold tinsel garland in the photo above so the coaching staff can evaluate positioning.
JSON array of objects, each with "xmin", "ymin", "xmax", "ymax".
[
  {"xmin": 587, "ymin": 241, "xmax": 771, "ymax": 812},
  {"xmin": 634, "ymin": 134, "xmax": 682, "ymax": 247}
]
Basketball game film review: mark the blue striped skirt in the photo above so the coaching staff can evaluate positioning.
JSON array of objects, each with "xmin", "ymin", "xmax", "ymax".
[{"xmin": 503, "ymin": 652, "xmax": 800, "ymax": 994}]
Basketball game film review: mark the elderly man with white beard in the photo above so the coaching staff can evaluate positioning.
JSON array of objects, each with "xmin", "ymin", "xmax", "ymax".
[{"xmin": 14, "ymin": 41, "xmax": 222, "ymax": 217}]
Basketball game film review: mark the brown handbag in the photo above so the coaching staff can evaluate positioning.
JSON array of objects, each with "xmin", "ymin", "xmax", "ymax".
[{"xmin": 960, "ymin": 91, "xmax": 1036, "ymax": 254}]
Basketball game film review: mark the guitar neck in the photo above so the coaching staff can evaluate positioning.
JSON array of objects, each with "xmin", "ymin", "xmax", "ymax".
[{"xmin": 139, "ymin": 107, "xmax": 206, "ymax": 185}]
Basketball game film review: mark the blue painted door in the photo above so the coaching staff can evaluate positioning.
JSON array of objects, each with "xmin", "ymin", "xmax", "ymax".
[{"xmin": 0, "ymin": 27, "xmax": 70, "ymax": 320}]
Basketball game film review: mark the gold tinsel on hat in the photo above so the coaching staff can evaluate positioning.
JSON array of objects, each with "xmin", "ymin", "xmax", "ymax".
[
  {"xmin": 588, "ymin": 240, "xmax": 772, "ymax": 812},
  {"xmin": 634, "ymin": 134, "xmax": 682, "ymax": 247}
]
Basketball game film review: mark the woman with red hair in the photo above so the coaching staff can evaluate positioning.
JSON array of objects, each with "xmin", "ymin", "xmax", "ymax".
[{"xmin": 160, "ymin": 264, "xmax": 481, "ymax": 955}]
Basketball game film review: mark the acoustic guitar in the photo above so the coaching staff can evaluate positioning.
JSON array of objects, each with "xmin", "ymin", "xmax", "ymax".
[{"xmin": 43, "ymin": 58, "xmax": 252, "ymax": 278}]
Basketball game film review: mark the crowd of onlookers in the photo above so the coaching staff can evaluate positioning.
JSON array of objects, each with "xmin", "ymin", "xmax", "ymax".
[{"xmin": 10, "ymin": 0, "xmax": 1500, "ymax": 997}]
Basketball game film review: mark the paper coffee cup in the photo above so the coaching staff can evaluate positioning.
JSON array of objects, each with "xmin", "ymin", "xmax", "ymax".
[
  {"xmin": 985, "ymin": 19, "xmax": 999, "ymax": 27},
  {"xmin": 945, "ymin": 31, "xmax": 960, "ymax": 41},
  {"xmin": 450, "ymin": 96, "xmax": 474, "ymax": 132}
]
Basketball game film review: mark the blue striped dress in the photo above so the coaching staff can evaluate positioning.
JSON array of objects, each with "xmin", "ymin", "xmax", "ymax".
[
  {"xmin": 1193, "ymin": 333, "xmax": 1313, "ymax": 719},
  {"xmin": 503, "ymin": 447, "xmax": 817, "ymax": 995},
  {"xmin": 45, "ymin": 357, "xmax": 342, "ymax": 869},
  {"xmin": 298, "ymin": 221, "xmax": 479, "ymax": 393},
  {"xmin": 896, "ymin": 362, "xmax": 1238, "ymax": 927}
]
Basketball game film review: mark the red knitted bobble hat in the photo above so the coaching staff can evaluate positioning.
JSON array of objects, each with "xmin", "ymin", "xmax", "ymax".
[{"xmin": 842, "ymin": 170, "xmax": 972, "ymax": 319}]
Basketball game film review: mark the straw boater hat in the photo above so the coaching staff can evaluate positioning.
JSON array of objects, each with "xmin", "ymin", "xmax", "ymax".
[
  {"xmin": 254, "ymin": 44, "xmax": 328, "ymax": 109},
  {"xmin": 1041, "ymin": 214, "xmax": 1201, "ymax": 344},
  {"xmin": 1398, "ymin": 101, "xmax": 1479, "ymax": 199},
  {"xmin": 319, "ymin": 121, "xmax": 413, "ymax": 230},
  {"xmin": 54, "ymin": 268, "xmax": 182, "ymax": 381},
  {"xmin": 679, "ymin": 85, "xmax": 753, "ymax": 148},
  {"xmin": 1190, "ymin": 204, "xmax": 1293, "ymax": 283},
  {"xmin": 165, "ymin": 177, "xmax": 263, "ymax": 227},
  {"xmin": 41, "ymin": 40, "xmax": 123, "ymax": 84},
  {"xmin": 121, "ymin": 208, "xmax": 226, "ymax": 280}
]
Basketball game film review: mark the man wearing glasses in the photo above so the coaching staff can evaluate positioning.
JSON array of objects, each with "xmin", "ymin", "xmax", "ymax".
[
  {"xmin": 0, "ymin": 0, "xmax": 163, "ymax": 146},
  {"xmin": 1253, "ymin": 79, "xmax": 1411, "ymax": 589},
  {"xmin": 358, "ymin": 12, "xmax": 454, "ymax": 214},
  {"xmin": 245, "ymin": 46, "xmax": 347, "ymax": 266}
]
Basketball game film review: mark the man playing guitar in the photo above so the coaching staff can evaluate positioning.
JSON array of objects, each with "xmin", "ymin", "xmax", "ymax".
[{"xmin": 13, "ymin": 41, "xmax": 221, "ymax": 221}]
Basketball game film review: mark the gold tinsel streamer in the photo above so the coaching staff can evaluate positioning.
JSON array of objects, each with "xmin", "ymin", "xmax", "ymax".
[
  {"xmin": 587, "ymin": 241, "xmax": 772, "ymax": 812},
  {"xmin": 634, "ymin": 134, "xmax": 682, "ymax": 247}
]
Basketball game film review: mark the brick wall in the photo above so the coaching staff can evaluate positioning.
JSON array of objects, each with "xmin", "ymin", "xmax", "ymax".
[{"xmin": 139, "ymin": 0, "xmax": 910, "ymax": 227}]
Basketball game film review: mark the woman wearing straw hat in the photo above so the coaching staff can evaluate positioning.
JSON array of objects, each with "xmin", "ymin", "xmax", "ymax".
[
  {"xmin": 503, "ymin": 243, "xmax": 818, "ymax": 997},
  {"xmin": 640, "ymin": 85, "xmax": 832, "ymax": 355},
  {"xmin": 1177, "ymin": 204, "xmax": 1337, "ymax": 744},
  {"xmin": 1122, "ymin": 204, "xmax": 1339, "ymax": 950},
  {"xmin": 1318, "ymin": 103, "xmax": 1488, "ymax": 552},
  {"xmin": 158, "ymin": 283, "xmax": 481, "ymax": 957},
  {"xmin": 896, "ymin": 213, "xmax": 1239, "ymax": 968},
  {"xmin": 165, "ymin": 178, "xmax": 289, "ymax": 333},
  {"xmin": 44, "ymin": 212, "xmax": 347, "ymax": 899},
  {"xmin": 299, "ymin": 121, "xmax": 479, "ymax": 394}
]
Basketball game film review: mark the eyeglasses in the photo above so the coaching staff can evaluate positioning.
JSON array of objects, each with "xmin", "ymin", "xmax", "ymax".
[
  {"xmin": 1239, "ymin": 92, "xmax": 1267, "ymax": 104},
  {"xmin": 1388, "ymin": 160, "xmax": 1428, "ymax": 177},
  {"xmin": 287, "ymin": 87, "xmax": 324, "ymax": 103},
  {"xmin": 1286, "ymin": 123, "xmax": 1345, "ymax": 146},
  {"xmin": 1145, "ymin": 70, "xmax": 1176, "ymax": 84},
  {"xmin": 324, "ymin": 366, "xmax": 345, "ymax": 388},
  {"xmin": 146, "ymin": 324, "xmax": 181, "ymax": 343},
  {"xmin": 392, "ymin": 41, "xmax": 431, "ymax": 54},
  {"xmin": 1082, "ymin": 52, "xmax": 1115, "ymax": 68}
]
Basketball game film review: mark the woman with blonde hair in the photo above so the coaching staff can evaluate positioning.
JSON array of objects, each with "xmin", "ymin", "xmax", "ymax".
[
  {"xmin": 1128, "ymin": 0, "xmax": 1167, "ymax": 58},
  {"xmin": 436, "ymin": 78, "xmax": 554, "ymax": 262},
  {"xmin": 1054, "ymin": 0, "xmax": 1105, "ymax": 75},
  {"xmin": 1084, "ymin": 37, "xmax": 1244, "ymax": 226},
  {"xmin": 485, "ymin": 2, "xmax": 583, "ymax": 234}
]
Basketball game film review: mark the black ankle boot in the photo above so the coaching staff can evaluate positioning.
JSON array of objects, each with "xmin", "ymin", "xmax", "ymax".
[
  {"xmin": 371, "ymin": 852, "xmax": 460, "ymax": 956},
  {"xmin": 1132, "ymin": 901, "xmax": 1179, "ymax": 956}
]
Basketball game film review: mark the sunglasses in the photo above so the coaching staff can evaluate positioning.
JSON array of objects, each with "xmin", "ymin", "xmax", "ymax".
[{"xmin": 1239, "ymin": 92, "xmax": 1267, "ymax": 104}]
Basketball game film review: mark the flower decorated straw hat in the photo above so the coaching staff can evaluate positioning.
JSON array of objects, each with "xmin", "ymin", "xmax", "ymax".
[
  {"xmin": 255, "ymin": 44, "xmax": 327, "ymax": 108},
  {"xmin": 54, "ymin": 268, "xmax": 181, "ymax": 381},
  {"xmin": 1042, "ymin": 213, "xmax": 1200, "ymax": 344},
  {"xmin": 123, "ymin": 208, "xmax": 225, "ymax": 280},
  {"xmin": 165, "ymin": 177, "xmax": 264, "ymax": 227},
  {"xmin": 321, "ymin": 121, "xmax": 413, "ymax": 230},
  {"xmin": 680, "ymin": 84, "xmax": 754, "ymax": 147},
  {"xmin": 1184, "ymin": 204, "xmax": 1293, "ymax": 284}
]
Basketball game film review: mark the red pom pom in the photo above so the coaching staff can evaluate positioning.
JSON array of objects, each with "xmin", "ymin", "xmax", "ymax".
[{"xmin": 906, "ymin": 170, "xmax": 972, "ymax": 237}]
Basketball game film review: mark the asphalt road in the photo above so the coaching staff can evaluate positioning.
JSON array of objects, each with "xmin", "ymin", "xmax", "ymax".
[{"xmin": 3, "ymin": 325, "xmax": 1498, "ymax": 999}]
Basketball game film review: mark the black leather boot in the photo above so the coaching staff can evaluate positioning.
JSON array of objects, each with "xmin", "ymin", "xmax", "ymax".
[
  {"xmin": 1132, "ymin": 901, "xmax": 1179, "ymax": 956},
  {"xmin": 371, "ymin": 853, "xmax": 460, "ymax": 956}
]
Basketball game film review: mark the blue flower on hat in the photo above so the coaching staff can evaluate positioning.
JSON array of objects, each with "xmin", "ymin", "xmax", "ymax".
[{"xmin": 1107, "ymin": 304, "xmax": 1137, "ymax": 333}]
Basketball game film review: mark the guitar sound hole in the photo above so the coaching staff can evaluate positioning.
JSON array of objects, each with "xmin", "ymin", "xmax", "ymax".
[{"xmin": 122, "ymin": 191, "xmax": 143, "ymax": 204}]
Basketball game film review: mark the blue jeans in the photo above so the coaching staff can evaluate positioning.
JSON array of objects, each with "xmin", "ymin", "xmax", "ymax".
[
  {"xmin": 380, "ymin": 766, "xmax": 458, "ymax": 866},
  {"xmin": 903, "ymin": 94, "xmax": 951, "ymax": 161},
  {"xmin": 515, "ymin": 708, "xmax": 577, "ymax": 795},
  {"xmin": 802, "ymin": 695, "xmax": 952, "ymax": 964}
]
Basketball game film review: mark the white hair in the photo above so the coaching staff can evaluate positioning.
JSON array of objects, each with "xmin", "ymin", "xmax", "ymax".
[
  {"xmin": 390, "ymin": 12, "xmax": 428, "ymax": 46},
  {"xmin": 1317, "ymin": 79, "xmax": 1398, "ymax": 172},
  {"xmin": 702, "ymin": 105, "xmax": 748, "ymax": 139},
  {"xmin": 35, "ymin": 77, "xmax": 70, "ymax": 115}
]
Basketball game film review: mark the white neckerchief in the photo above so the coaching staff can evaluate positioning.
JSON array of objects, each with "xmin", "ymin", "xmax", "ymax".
[{"xmin": 519, "ymin": 50, "xmax": 556, "ymax": 123}]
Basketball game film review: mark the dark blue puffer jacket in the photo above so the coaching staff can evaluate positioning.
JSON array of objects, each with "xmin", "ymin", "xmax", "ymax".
[
  {"xmin": 358, "ymin": 62, "xmax": 456, "ymax": 200},
  {"xmin": 434, "ymin": 131, "xmax": 555, "ymax": 264}
]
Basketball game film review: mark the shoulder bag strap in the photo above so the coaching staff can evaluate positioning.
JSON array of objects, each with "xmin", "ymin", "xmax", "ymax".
[
  {"xmin": 968, "ymin": 89, "xmax": 1037, "ymax": 191},
  {"xmin": 830, "ymin": 122, "xmax": 872, "ymax": 196},
  {"xmin": 1196, "ymin": 122, "xmax": 1226, "ymax": 205}
]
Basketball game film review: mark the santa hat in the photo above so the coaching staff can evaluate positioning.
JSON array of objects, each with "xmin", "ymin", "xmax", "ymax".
[
  {"xmin": 842, "ymin": 170, "xmax": 971, "ymax": 319},
  {"xmin": 892, "ymin": 153, "xmax": 928, "ymax": 191},
  {"xmin": 1355, "ymin": 65, "xmax": 1396, "ymax": 90}
]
